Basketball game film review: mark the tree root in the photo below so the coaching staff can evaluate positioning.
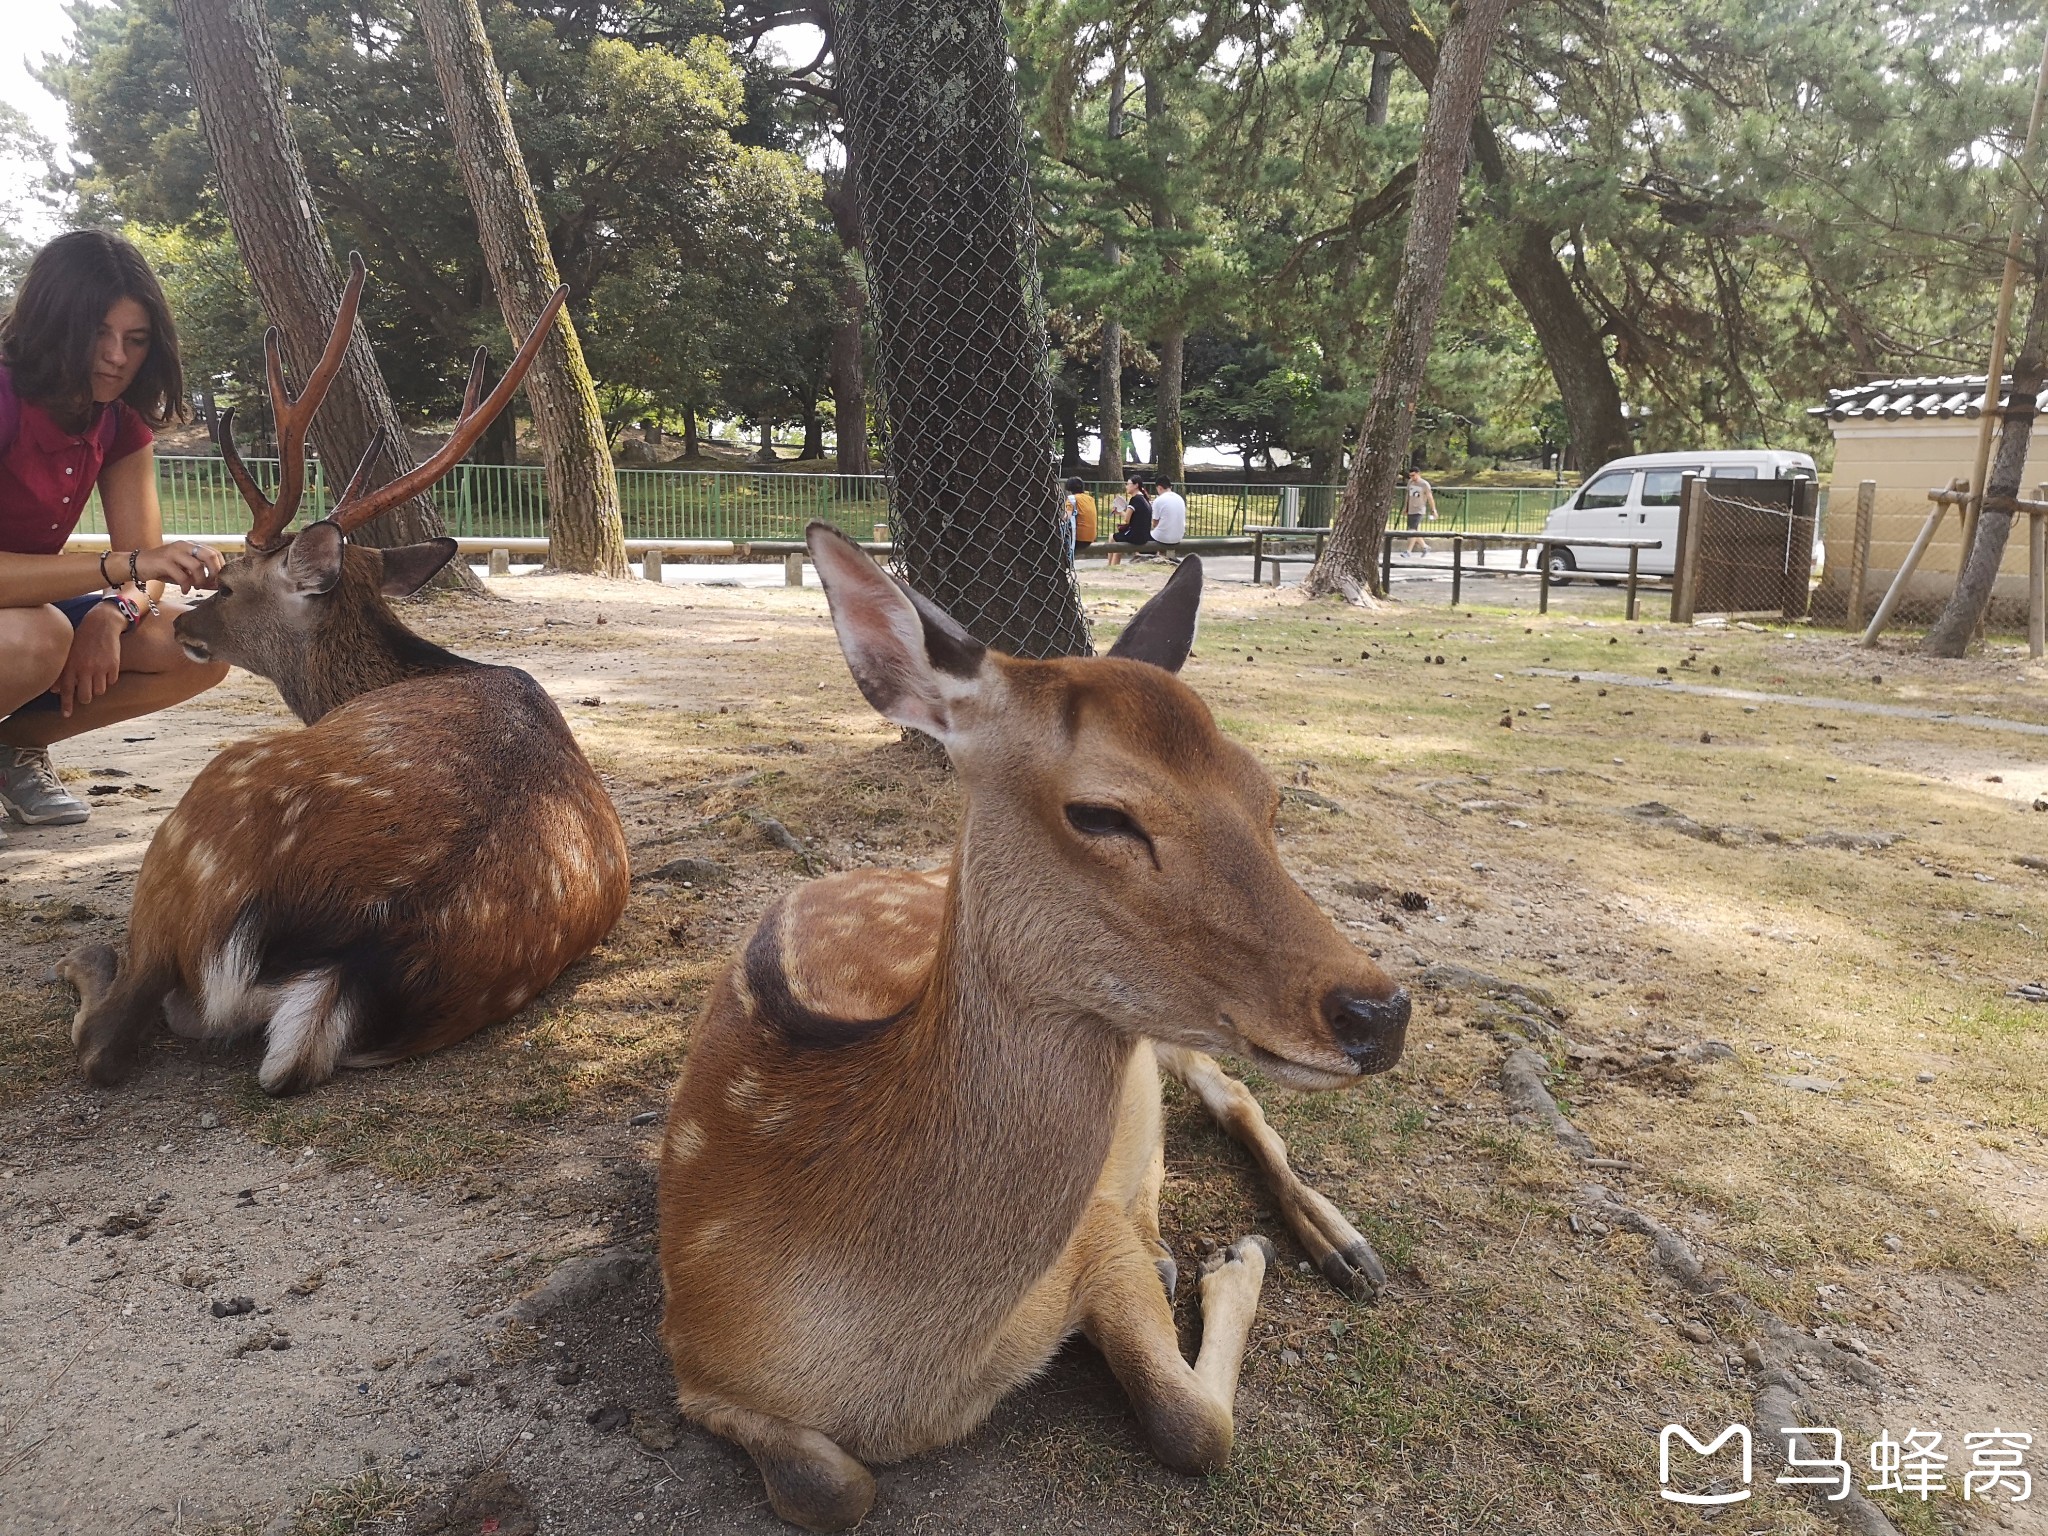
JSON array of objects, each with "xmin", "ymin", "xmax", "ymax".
[
  {"xmin": 1754, "ymin": 1373, "xmax": 1905, "ymax": 1536},
  {"xmin": 1499, "ymin": 1047, "xmax": 1594, "ymax": 1156}
]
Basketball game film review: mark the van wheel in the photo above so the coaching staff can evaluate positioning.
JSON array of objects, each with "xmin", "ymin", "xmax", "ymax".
[{"xmin": 1546, "ymin": 548, "xmax": 1576, "ymax": 586}]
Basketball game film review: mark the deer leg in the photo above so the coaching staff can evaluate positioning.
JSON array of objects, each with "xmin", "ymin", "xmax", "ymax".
[
  {"xmin": 62, "ymin": 943, "xmax": 170, "ymax": 1086},
  {"xmin": 687, "ymin": 1399, "xmax": 875, "ymax": 1533},
  {"xmin": 1076, "ymin": 1207, "xmax": 1273, "ymax": 1475},
  {"xmin": 1156, "ymin": 1044, "xmax": 1386, "ymax": 1297},
  {"xmin": 255, "ymin": 969, "xmax": 352, "ymax": 1096},
  {"xmin": 1135, "ymin": 1137, "xmax": 1177, "ymax": 1297}
]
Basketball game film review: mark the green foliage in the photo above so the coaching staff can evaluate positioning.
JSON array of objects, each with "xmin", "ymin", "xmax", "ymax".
[
  {"xmin": 1016, "ymin": 0, "xmax": 2044, "ymax": 471},
  {"xmin": 0, "ymin": 103, "xmax": 53, "ymax": 300},
  {"xmin": 25, "ymin": 0, "xmax": 2047, "ymax": 470},
  {"xmin": 40, "ymin": 0, "xmax": 844, "ymax": 440}
]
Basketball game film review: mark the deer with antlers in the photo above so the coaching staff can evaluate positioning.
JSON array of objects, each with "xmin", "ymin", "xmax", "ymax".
[
  {"xmin": 60, "ymin": 256, "xmax": 628, "ymax": 1093},
  {"xmin": 655, "ymin": 526, "xmax": 1408, "ymax": 1531}
]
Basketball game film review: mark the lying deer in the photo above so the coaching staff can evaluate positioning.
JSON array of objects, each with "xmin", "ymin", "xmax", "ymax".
[
  {"xmin": 656, "ymin": 525, "xmax": 1409, "ymax": 1530},
  {"xmin": 62, "ymin": 256, "xmax": 628, "ymax": 1093}
]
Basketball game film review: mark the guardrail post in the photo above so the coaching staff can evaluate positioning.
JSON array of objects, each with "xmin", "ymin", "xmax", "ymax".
[
  {"xmin": 488, "ymin": 547, "xmax": 510, "ymax": 576},
  {"xmin": 643, "ymin": 547, "xmax": 664, "ymax": 583},
  {"xmin": 784, "ymin": 552, "xmax": 805, "ymax": 587}
]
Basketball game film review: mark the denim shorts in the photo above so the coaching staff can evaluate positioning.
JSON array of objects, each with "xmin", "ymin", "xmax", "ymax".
[{"xmin": 11, "ymin": 593, "xmax": 110, "ymax": 713}]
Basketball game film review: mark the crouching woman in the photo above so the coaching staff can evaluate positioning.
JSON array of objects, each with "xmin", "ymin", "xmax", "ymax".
[{"xmin": 0, "ymin": 231, "xmax": 226, "ymax": 835}]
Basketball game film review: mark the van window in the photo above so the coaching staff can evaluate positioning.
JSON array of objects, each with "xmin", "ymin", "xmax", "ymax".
[
  {"xmin": 1579, "ymin": 470, "xmax": 1634, "ymax": 509},
  {"xmin": 1642, "ymin": 468, "xmax": 1703, "ymax": 506},
  {"xmin": 1711, "ymin": 465, "xmax": 1759, "ymax": 480}
]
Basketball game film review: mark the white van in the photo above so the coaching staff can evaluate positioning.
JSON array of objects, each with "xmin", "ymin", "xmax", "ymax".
[{"xmin": 1540, "ymin": 449, "xmax": 1817, "ymax": 580}]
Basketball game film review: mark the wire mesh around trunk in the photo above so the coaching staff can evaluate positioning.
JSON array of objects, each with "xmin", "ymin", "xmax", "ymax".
[{"xmin": 836, "ymin": 0, "xmax": 1091, "ymax": 658}]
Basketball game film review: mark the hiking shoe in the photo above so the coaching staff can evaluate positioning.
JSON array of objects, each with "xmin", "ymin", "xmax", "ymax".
[{"xmin": 0, "ymin": 747, "xmax": 90, "ymax": 826}]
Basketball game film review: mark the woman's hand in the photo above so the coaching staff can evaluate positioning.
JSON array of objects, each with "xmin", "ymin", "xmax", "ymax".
[
  {"xmin": 55, "ymin": 601, "xmax": 126, "ymax": 717},
  {"xmin": 133, "ymin": 541, "xmax": 222, "ymax": 592}
]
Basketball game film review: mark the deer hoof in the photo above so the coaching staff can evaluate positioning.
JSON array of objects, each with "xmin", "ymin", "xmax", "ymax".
[
  {"xmin": 1319, "ymin": 1237, "xmax": 1388, "ymax": 1299},
  {"xmin": 1200, "ymin": 1234, "xmax": 1275, "ymax": 1279},
  {"xmin": 57, "ymin": 943, "xmax": 118, "ymax": 1009},
  {"xmin": 1154, "ymin": 1240, "xmax": 1178, "ymax": 1298}
]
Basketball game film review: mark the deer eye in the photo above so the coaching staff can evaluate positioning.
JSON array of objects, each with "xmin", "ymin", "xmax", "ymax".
[{"xmin": 1066, "ymin": 803, "xmax": 1142, "ymax": 839}]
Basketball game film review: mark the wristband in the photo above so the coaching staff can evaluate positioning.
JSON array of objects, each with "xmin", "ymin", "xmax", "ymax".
[{"xmin": 101, "ymin": 592, "xmax": 142, "ymax": 631}]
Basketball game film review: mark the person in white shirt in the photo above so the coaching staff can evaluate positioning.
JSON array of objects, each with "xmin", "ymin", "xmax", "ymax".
[
  {"xmin": 1148, "ymin": 477, "xmax": 1187, "ymax": 547},
  {"xmin": 1403, "ymin": 469, "xmax": 1437, "ymax": 555}
]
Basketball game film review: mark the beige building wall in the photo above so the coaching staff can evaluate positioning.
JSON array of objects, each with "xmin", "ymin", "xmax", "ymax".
[{"xmin": 1819, "ymin": 419, "xmax": 2045, "ymax": 611}]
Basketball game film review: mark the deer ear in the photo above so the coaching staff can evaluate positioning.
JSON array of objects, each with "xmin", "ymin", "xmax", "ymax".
[
  {"xmin": 377, "ymin": 538, "xmax": 459, "ymax": 596},
  {"xmin": 1107, "ymin": 556, "xmax": 1202, "ymax": 673},
  {"xmin": 282, "ymin": 520, "xmax": 345, "ymax": 595},
  {"xmin": 806, "ymin": 521, "xmax": 986, "ymax": 740}
]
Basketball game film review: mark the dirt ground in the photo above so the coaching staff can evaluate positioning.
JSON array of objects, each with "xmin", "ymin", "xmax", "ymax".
[{"xmin": 2, "ymin": 564, "xmax": 2045, "ymax": 1536}]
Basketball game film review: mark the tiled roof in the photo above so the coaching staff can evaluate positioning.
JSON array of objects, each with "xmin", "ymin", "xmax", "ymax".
[{"xmin": 1810, "ymin": 375, "xmax": 2048, "ymax": 422}]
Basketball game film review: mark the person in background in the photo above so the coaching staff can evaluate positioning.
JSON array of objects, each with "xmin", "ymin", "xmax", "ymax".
[
  {"xmin": 0, "ymin": 231, "xmax": 226, "ymax": 838},
  {"xmin": 1148, "ymin": 476, "xmax": 1187, "ymax": 551},
  {"xmin": 1403, "ymin": 467, "xmax": 1438, "ymax": 555},
  {"xmin": 1064, "ymin": 476, "xmax": 1097, "ymax": 561},
  {"xmin": 1106, "ymin": 474, "xmax": 1152, "ymax": 567}
]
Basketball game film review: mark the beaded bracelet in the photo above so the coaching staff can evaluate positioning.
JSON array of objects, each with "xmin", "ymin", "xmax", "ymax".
[{"xmin": 98, "ymin": 550, "xmax": 116, "ymax": 589}]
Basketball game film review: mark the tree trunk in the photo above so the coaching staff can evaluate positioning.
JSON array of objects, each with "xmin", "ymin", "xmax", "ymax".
[
  {"xmin": 1308, "ymin": 0, "xmax": 1508, "ymax": 600},
  {"xmin": 1152, "ymin": 328, "xmax": 1184, "ymax": 479},
  {"xmin": 1097, "ymin": 65, "xmax": 1125, "ymax": 486},
  {"xmin": 1923, "ymin": 237, "xmax": 2048, "ymax": 656},
  {"xmin": 1366, "ymin": 0, "xmax": 1631, "ymax": 478},
  {"xmin": 477, "ymin": 402, "xmax": 515, "ymax": 465},
  {"xmin": 1498, "ymin": 219, "xmax": 1632, "ymax": 470},
  {"xmin": 683, "ymin": 407, "xmax": 700, "ymax": 459},
  {"xmin": 1055, "ymin": 389, "xmax": 1081, "ymax": 475},
  {"xmin": 822, "ymin": 171, "xmax": 874, "ymax": 478},
  {"xmin": 829, "ymin": 310, "xmax": 871, "ymax": 476},
  {"xmin": 414, "ymin": 0, "xmax": 628, "ymax": 578},
  {"xmin": 1367, "ymin": 50, "xmax": 1395, "ymax": 125},
  {"xmin": 801, "ymin": 408, "xmax": 824, "ymax": 462},
  {"xmin": 1144, "ymin": 69, "xmax": 1184, "ymax": 483},
  {"xmin": 173, "ymin": 0, "xmax": 480, "ymax": 591},
  {"xmin": 836, "ymin": 0, "xmax": 1089, "ymax": 657}
]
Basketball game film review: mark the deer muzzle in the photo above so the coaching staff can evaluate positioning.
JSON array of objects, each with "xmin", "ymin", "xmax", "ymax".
[{"xmin": 1322, "ymin": 986, "xmax": 1410, "ymax": 1074}]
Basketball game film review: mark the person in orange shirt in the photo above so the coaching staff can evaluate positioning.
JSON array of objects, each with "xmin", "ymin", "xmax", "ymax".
[{"xmin": 1063, "ymin": 477, "xmax": 1098, "ymax": 561}]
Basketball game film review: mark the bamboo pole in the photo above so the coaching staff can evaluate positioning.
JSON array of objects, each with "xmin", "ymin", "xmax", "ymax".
[
  {"xmin": 1960, "ymin": 26, "xmax": 2048, "ymax": 560},
  {"xmin": 1862, "ymin": 479, "xmax": 1967, "ymax": 645}
]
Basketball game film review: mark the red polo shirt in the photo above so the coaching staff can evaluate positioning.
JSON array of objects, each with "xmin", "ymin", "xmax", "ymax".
[{"xmin": 0, "ymin": 364, "xmax": 153, "ymax": 555}]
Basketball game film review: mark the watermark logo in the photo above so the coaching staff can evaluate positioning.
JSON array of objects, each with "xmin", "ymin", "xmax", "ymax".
[
  {"xmin": 1659, "ymin": 1423, "xmax": 1753, "ymax": 1505},
  {"xmin": 1654, "ymin": 1424, "xmax": 2032, "ymax": 1505}
]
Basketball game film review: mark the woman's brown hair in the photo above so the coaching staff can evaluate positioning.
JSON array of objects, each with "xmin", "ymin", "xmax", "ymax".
[{"xmin": 0, "ymin": 230, "xmax": 186, "ymax": 428}]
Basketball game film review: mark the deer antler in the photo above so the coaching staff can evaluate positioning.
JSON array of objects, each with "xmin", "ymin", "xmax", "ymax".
[
  {"xmin": 327, "ymin": 286, "xmax": 567, "ymax": 536},
  {"xmin": 218, "ymin": 252, "xmax": 368, "ymax": 551}
]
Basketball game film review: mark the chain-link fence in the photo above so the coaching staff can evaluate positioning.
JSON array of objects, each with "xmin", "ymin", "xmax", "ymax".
[
  {"xmin": 1810, "ymin": 482, "xmax": 2046, "ymax": 633},
  {"xmin": 1675, "ymin": 478, "xmax": 1816, "ymax": 621},
  {"xmin": 837, "ymin": 0, "xmax": 1091, "ymax": 658}
]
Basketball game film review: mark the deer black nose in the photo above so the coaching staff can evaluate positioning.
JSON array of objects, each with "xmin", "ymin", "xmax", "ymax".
[{"xmin": 1322, "ymin": 987, "xmax": 1409, "ymax": 1074}]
